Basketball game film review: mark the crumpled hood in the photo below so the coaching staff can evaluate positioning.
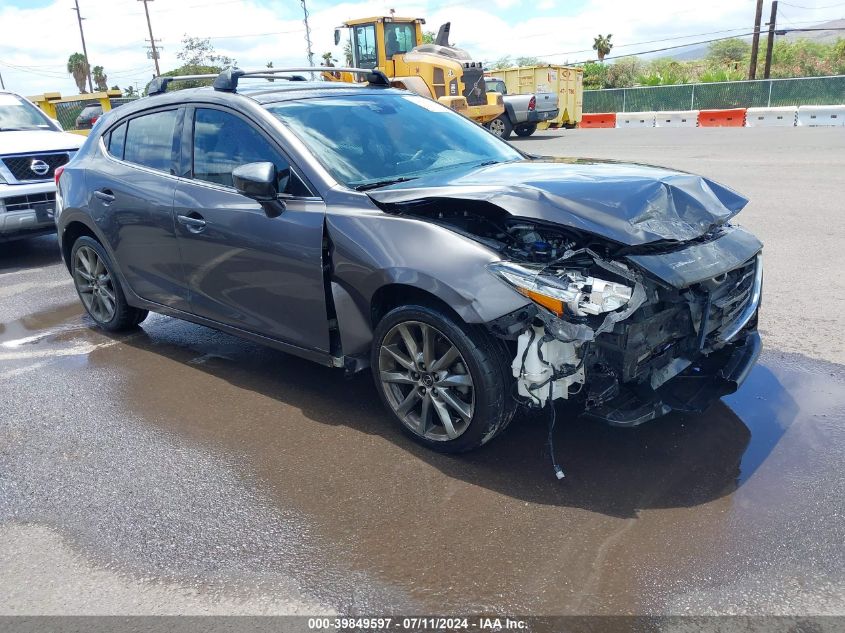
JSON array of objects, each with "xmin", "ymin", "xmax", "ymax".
[{"xmin": 367, "ymin": 158, "xmax": 748, "ymax": 246}]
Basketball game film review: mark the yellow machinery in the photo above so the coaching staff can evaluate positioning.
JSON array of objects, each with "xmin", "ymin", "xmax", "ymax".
[
  {"xmin": 329, "ymin": 17, "xmax": 503, "ymax": 125},
  {"xmin": 28, "ymin": 89, "xmax": 123, "ymax": 135},
  {"xmin": 488, "ymin": 65, "xmax": 583, "ymax": 128}
]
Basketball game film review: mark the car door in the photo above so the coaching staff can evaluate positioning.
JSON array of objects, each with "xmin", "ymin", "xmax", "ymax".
[
  {"xmin": 87, "ymin": 107, "xmax": 188, "ymax": 310},
  {"xmin": 172, "ymin": 105, "xmax": 330, "ymax": 353}
]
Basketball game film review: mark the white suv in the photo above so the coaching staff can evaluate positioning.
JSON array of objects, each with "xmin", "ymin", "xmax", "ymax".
[{"xmin": 0, "ymin": 90, "xmax": 83, "ymax": 242}]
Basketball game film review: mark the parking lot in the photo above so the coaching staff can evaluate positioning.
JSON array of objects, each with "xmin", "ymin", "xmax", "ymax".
[{"xmin": 1, "ymin": 127, "xmax": 844, "ymax": 616}]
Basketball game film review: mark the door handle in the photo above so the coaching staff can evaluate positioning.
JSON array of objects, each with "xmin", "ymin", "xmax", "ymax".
[
  {"xmin": 177, "ymin": 213, "xmax": 207, "ymax": 233},
  {"xmin": 93, "ymin": 189, "xmax": 115, "ymax": 203}
]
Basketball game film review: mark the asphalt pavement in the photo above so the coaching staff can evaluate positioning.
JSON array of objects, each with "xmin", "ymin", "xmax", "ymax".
[{"xmin": 0, "ymin": 128, "xmax": 843, "ymax": 620}]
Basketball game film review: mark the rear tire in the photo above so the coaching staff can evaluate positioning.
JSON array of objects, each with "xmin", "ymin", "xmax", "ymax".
[
  {"xmin": 514, "ymin": 123, "xmax": 537, "ymax": 137},
  {"xmin": 371, "ymin": 304, "xmax": 515, "ymax": 453},
  {"xmin": 487, "ymin": 115, "xmax": 513, "ymax": 139},
  {"xmin": 71, "ymin": 236, "xmax": 148, "ymax": 332}
]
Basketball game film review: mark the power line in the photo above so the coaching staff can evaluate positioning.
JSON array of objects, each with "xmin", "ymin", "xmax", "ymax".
[{"xmin": 780, "ymin": 1, "xmax": 845, "ymax": 9}]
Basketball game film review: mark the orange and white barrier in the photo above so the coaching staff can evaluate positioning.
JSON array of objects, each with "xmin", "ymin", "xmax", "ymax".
[
  {"xmin": 745, "ymin": 106, "xmax": 798, "ymax": 127},
  {"xmin": 796, "ymin": 105, "xmax": 845, "ymax": 127},
  {"xmin": 698, "ymin": 108, "xmax": 746, "ymax": 127},
  {"xmin": 580, "ymin": 113, "xmax": 616, "ymax": 128},
  {"xmin": 653, "ymin": 111, "xmax": 699, "ymax": 128},
  {"xmin": 616, "ymin": 111, "xmax": 656, "ymax": 128}
]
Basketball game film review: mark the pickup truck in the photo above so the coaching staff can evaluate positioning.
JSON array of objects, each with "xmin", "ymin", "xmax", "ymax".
[
  {"xmin": 483, "ymin": 77, "xmax": 559, "ymax": 139},
  {"xmin": 0, "ymin": 90, "xmax": 83, "ymax": 242}
]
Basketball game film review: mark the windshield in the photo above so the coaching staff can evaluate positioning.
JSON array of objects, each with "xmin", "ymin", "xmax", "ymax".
[
  {"xmin": 0, "ymin": 93, "xmax": 54, "ymax": 131},
  {"xmin": 266, "ymin": 93, "xmax": 522, "ymax": 189}
]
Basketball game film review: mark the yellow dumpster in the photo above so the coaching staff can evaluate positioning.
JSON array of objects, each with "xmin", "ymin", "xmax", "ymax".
[{"xmin": 488, "ymin": 65, "xmax": 583, "ymax": 128}]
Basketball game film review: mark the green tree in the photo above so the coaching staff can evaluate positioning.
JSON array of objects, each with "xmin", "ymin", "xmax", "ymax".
[
  {"xmin": 582, "ymin": 62, "xmax": 607, "ymax": 89},
  {"xmin": 343, "ymin": 39, "xmax": 353, "ymax": 66},
  {"xmin": 515, "ymin": 56, "xmax": 541, "ymax": 67},
  {"xmin": 92, "ymin": 65, "xmax": 108, "ymax": 92},
  {"xmin": 66, "ymin": 52, "xmax": 89, "ymax": 93},
  {"xmin": 706, "ymin": 38, "xmax": 750, "ymax": 65},
  {"xmin": 592, "ymin": 34, "xmax": 613, "ymax": 62},
  {"xmin": 422, "ymin": 30, "xmax": 435, "ymax": 44},
  {"xmin": 490, "ymin": 55, "xmax": 512, "ymax": 70},
  {"xmin": 123, "ymin": 85, "xmax": 139, "ymax": 98},
  {"xmin": 176, "ymin": 35, "xmax": 235, "ymax": 68},
  {"xmin": 157, "ymin": 36, "xmax": 238, "ymax": 91}
]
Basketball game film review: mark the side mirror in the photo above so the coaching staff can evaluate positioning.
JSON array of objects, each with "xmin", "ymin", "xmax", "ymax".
[
  {"xmin": 233, "ymin": 162, "xmax": 277, "ymax": 200},
  {"xmin": 334, "ymin": 28, "xmax": 341, "ymax": 46},
  {"xmin": 233, "ymin": 162, "xmax": 288, "ymax": 218}
]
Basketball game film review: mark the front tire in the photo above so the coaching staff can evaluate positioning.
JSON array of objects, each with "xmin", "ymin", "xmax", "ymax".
[
  {"xmin": 371, "ymin": 304, "xmax": 515, "ymax": 453},
  {"xmin": 486, "ymin": 115, "xmax": 513, "ymax": 139},
  {"xmin": 71, "ymin": 236, "xmax": 148, "ymax": 332}
]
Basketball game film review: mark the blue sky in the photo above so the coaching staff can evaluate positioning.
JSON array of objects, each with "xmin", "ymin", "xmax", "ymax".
[{"xmin": 1, "ymin": 0, "xmax": 841, "ymax": 96}]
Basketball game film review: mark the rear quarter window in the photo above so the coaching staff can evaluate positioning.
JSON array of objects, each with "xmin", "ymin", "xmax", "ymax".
[
  {"xmin": 123, "ymin": 110, "xmax": 178, "ymax": 173},
  {"xmin": 107, "ymin": 122, "xmax": 127, "ymax": 159}
]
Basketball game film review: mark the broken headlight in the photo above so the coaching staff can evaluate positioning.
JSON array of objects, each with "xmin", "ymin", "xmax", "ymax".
[{"xmin": 488, "ymin": 261, "xmax": 633, "ymax": 318}]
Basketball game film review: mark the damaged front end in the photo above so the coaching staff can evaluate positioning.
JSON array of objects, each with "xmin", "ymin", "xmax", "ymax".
[{"xmin": 487, "ymin": 236, "xmax": 762, "ymax": 426}]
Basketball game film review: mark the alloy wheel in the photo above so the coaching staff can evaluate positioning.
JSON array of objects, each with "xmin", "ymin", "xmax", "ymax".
[
  {"xmin": 489, "ymin": 118, "xmax": 506, "ymax": 136},
  {"xmin": 378, "ymin": 321, "xmax": 475, "ymax": 442},
  {"xmin": 73, "ymin": 245, "xmax": 117, "ymax": 323}
]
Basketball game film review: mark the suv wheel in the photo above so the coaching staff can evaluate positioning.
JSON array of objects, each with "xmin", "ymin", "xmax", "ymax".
[
  {"xmin": 487, "ymin": 115, "xmax": 513, "ymax": 139},
  {"xmin": 372, "ymin": 304, "xmax": 515, "ymax": 453},
  {"xmin": 71, "ymin": 236, "xmax": 148, "ymax": 331}
]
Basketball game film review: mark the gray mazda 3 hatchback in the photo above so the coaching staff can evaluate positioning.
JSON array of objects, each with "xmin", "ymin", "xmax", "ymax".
[{"xmin": 56, "ymin": 68, "xmax": 762, "ymax": 455}]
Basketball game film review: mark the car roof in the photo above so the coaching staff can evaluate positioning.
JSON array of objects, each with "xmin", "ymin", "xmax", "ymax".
[{"xmin": 111, "ymin": 81, "xmax": 403, "ymax": 118}]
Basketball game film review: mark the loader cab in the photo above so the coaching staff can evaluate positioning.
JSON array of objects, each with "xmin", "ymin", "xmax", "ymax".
[{"xmin": 335, "ymin": 16, "xmax": 424, "ymax": 75}]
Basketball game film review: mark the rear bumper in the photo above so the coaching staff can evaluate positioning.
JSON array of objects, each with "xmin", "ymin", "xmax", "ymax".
[
  {"xmin": 527, "ymin": 108, "xmax": 560, "ymax": 123},
  {"xmin": 584, "ymin": 329, "xmax": 762, "ymax": 427},
  {"xmin": 0, "ymin": 181, "xmax": 57, "ymax": 242}
]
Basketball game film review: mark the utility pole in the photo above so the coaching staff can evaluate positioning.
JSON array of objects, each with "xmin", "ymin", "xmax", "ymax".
[
  {"xmin": 301, "ymin": 0, "xmax": 315, "ymax": 77},
  {"xmin": 71, "ymin": 0, "xmax": 94, "ymax": 93},
  {"xmin": 749, "ymin": 0, "xmax": 764, "ymax": 79},
  {"xmin": 763, "ymin": 1, "xmax": 779, "ymax": 79},
  {"xmin": 138, "ymin": 0, "xmax": 160, "ymax": 76},
  {"xmin": 0, "ymin": 71, "xmax": 5, "ymax": 90}
]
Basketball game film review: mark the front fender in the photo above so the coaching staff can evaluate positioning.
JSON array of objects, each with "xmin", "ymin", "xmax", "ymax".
[{"xmin": 326, "ymin": 210, "xmax": 530, "ymax": 355}]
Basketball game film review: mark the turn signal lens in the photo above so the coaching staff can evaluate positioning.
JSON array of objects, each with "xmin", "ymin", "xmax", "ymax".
[{"xmin": 518, "ymin": 287, "xmax": 564, "ymax": 317}]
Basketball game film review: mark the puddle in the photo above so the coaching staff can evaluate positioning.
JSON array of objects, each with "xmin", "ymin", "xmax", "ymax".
[{"xmin": 4, "ymin": 307, "xmax": 844, "ymax": 614}]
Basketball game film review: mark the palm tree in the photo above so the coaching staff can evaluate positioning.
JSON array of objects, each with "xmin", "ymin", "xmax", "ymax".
[
  {"xmin": 321, "ymin": 52, "xmax": 337, "ymax": 67},
  {"xmin": 592, "ymin": 34, "xmax": 613, "ymax": 62},
  {"xmin": 67, "ymin": 53, "xmax": 90, "ymax": 93},
  {"xmin": 92, "ymin": 65, "xmax": 108, "ymax": 92}
]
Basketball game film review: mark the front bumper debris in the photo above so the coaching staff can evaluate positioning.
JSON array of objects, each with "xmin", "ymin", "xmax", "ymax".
[{"xmin": 584, "ymin": 330, "xmax": 761, "ymax": 426}]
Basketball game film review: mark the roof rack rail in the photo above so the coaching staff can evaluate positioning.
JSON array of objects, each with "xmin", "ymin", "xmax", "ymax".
[{"xmin": 146, "ymin": 67, "xmax": 390, "ymax": 96}]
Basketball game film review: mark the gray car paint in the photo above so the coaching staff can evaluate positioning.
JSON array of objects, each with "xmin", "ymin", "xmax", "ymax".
[{"xmin": 56, "ymin": 83, "xmax": 756, "ymax": 374}]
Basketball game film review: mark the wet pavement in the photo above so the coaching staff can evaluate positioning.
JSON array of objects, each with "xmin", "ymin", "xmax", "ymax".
[{"xmin": 1, "ymin": 235, "xmax": 844, "ymax": 616}]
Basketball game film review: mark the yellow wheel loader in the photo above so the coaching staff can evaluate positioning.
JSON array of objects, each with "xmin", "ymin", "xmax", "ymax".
[{"xmin": 327, "ymin": 17, "xmax": 503, "ymax": 125}]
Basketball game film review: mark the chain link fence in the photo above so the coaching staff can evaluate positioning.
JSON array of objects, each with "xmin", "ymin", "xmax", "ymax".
[{"xmin": 584, "ymin": 75, "xmax": 845, "ymax": 113}]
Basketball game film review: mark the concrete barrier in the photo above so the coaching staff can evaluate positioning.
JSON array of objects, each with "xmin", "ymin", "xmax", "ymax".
[
  {"xmin": 580, "ymin": 113, "xmax": 616, "ymax": 128},
  {"xmin": 698, "ymin": 108, "xmax": 746, "ymax": 127},
  {"xmin": 745, "ymin": 106, "xmax": 798, "ymax": 127},
  {"xmin": 616, "ymin": 111, "xmax": 656, "ymax": 128},
  {"xmin": 796, "ymin": 105, "xmax": 845, "ymax": 127},
  {"xmin": 654, "ymin": 111, "xmax": 699, "ymax": 127}
]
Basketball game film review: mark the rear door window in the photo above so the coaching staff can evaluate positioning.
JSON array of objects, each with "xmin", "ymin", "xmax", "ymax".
[{"xmin": 123, "ymin": 110, "xmax": 178, "ymax": 173}]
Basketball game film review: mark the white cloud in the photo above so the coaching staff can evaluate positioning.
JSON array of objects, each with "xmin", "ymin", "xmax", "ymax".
[{"xmin": 0, "ymin": 0, "xmax": 815, "ymax": 96}]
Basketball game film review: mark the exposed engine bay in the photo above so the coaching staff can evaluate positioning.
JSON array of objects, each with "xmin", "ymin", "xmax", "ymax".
[{"xmin": 399, "ymin": 202, "xmax": 763, "ymax": 428}]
